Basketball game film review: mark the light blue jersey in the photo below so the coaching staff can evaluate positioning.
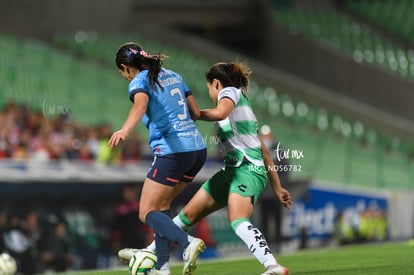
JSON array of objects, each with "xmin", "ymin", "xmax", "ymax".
[{"xmin": 129, "ymin": 68, "xmax": 206, "ymax": 155}]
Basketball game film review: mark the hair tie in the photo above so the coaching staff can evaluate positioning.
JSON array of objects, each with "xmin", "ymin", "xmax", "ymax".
[{"xmin": 127, "ymin": 48, "xmax": 148, "ymax": 59}]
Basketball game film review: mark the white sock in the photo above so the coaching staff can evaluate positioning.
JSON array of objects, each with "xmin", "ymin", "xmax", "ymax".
[
  {"xmin": 159, "ymin": 262, "xmax": 170, "ymax": 271},
  {"xmin": 146, "ymin": 237, "xmax": 156, "ymax": 251},
  {"xmin": 173, "ymin": 215, "xmax": 191, "ymax": 231},
  {"xmin": 233, "ymin": 220, "xmax": 277, "ymax": 269},
  {"xmin": 172, "ymin": 215, "xmax": 194, "ymax": 242}
]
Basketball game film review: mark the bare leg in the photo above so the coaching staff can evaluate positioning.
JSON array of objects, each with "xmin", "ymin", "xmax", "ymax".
[{"xmin": 182, "ymin": 189, "xmax": 221, "ymax": 225}]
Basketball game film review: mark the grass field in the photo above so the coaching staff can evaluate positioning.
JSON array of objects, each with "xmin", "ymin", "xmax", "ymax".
[{"xmin": 51, "ymin": 241, "xmax": 413, "ymax": 275}]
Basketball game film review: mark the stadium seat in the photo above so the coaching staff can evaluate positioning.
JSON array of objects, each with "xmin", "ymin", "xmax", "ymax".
[{"xmin": 274, "ymin": 4, "xmax": 414, "ymax": 78}]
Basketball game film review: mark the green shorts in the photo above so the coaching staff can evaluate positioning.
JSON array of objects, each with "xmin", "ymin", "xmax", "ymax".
[{"xmin": 201, "ymin": 162, "xmax": 268, "ymax": 207}]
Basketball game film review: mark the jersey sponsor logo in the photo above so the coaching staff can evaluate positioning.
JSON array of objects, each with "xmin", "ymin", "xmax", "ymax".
[
  {"xmin": 248, "ymin": 225, "xmax": 272, "ymax": 255},
  {"xmin": 173, "ymin": 121, "xmax": 195, "ymax": 131},
  {"xmin": 237, "ymin": 184, "xmax": 247, "ymax": 192}
]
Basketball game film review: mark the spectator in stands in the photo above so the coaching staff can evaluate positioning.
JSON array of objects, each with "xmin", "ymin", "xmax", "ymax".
[
  {"xmin": 333, "ymin": 210, "xmax": 356, "ymax": 245},
  {"xmin": 120, "ymin": 132, "xmax": 142, "ymax": 164},
  {"xmin": 2, "ymin": 210, "xmax": 41, "ymax": 275},
  {"xmin": 29, "ymin": 125, "xmax": 51, "ymax": 162},
  {"xmin": 0, "ymin": 138, "xmax": 10, "ymax": 159},
  {"xmin": 39, "ymin": 220, "xmax": 74, "ymax": 273},
  {"xmin": 85, "ymin": 126, "xmax": 100, "ymax": 159},
  {"xmin": 10, "ymin": 141, "xmax": 29, "ymax": 161},
  {"xmin": 0, "ymin": 110, "xmax": 12, "ymax": 159},
  {"xmin": 97, "ymin": 123, "xmax": 119, "ymax": 165},
  {"xmin": 0, "ymin": 100, "xmax": 148, "ymax": 165},
  {"xmin": 63, "ymin": 207, "xmax": 100, "ymax": 270},
  {"xmin": 111, "ymin": 185, "xmax": 151, "ymax": 255},
  {"xmin": 258, "ymin": 125, "xmax": 290, "ymax": 248},
  {"xmin": 77, "ymin": 143, "xmax": 94, "ymax": 162},
  {"xmin": 0, "ymin": 211, "xmax": 6, "ymax": 252}
]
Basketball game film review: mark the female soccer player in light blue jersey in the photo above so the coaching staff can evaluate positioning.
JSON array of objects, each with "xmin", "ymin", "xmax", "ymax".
[{"xmin": 108, "ymin": 42, "xmax": 207, "ymax": 275}]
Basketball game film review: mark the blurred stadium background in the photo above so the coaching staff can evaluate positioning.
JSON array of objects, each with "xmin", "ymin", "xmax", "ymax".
[{"xmin": 0, "ymin": 0, "xmax": 413, "ymax": 274}]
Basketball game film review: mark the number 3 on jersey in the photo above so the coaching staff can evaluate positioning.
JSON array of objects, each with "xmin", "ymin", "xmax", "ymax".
[{"xmin": 170, "ymin": 88, "xmax": 187, "ymax": 120}]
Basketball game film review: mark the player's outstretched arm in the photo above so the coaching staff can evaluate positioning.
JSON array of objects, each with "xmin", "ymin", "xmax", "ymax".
[
  {"xmin": 186, "ymin": 95, "xmax": 201, "ymax": 121},
  {"xmin": 108, "ymin": 93, "xmax": 148, "ymax": 148},
  {"xmin": 261, "ymin": 140, "xmax": 293, "ymax": 209},
  {"xmin": 199, "ymin": 98, "xmax": 235, "ymax": 121}
]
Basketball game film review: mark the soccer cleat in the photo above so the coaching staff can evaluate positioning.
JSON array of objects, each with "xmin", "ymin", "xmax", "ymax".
[
  {"xmin": 117, "ymin": 248, "xmax": 142, "ymax": 264},
  {"xmin": 182, "ymin": 237, "xmax": 206, "ymax": 275},
  {"xmin": 261, "ymin": 265, "xmax": 289, "ymax": 275}
]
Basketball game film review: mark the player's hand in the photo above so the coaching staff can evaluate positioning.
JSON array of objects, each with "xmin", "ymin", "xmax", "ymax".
[
  {"xmin": 277, "ymin": 188, "xmax": 293, "ymax": 210},
  {"xmin": 108, "ymin": 130, "xmax": 128, "ymax": 148}
]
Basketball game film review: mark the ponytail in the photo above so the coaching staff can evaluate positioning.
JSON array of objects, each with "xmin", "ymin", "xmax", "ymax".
[{"xmin": 115, "ymin": 42, "xmax": 168, "ymax": 90}]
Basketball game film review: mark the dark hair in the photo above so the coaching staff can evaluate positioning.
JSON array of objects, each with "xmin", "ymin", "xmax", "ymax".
[
  {"xmin": 115, "ymin": 42, "xmax": 167, "ymax": 90},
  {"xmin": 205, "ymin": 60, "xmax": 252, "ymax": 94}
]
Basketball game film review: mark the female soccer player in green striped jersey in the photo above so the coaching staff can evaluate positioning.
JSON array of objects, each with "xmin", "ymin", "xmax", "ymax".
[{"xmin": 179, "ymin": 60, "xmax": 292, "ymax": 275}]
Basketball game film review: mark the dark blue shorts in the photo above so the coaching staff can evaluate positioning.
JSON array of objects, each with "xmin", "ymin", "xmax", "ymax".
[{"xmin": 147, "ymin": 148, "xmax": 207, "ymax": 186}]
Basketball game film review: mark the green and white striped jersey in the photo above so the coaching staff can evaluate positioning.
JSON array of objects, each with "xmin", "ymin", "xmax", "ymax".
[{"xmin": 215, "ymin": 87, "xmax": 264, "ymax": 167}]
